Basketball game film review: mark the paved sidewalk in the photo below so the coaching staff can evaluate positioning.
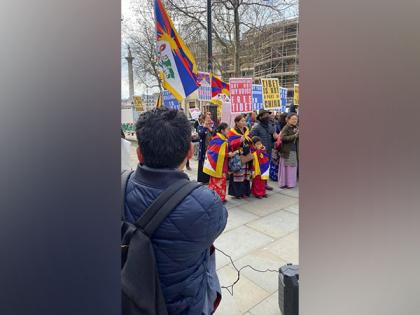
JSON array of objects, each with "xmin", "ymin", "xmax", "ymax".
[{"xmin": 126, "ymin": 142, "xmax": 298, "ymax": 315}]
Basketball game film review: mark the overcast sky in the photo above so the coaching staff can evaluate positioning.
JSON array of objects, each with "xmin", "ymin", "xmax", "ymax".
[
  {"xmin": 121, "ymin": 0, "xmax": 143, "ymax": 99},
  {"xmin": 121, "ymin": 0, "xmax": 299, "ymax": 99}
]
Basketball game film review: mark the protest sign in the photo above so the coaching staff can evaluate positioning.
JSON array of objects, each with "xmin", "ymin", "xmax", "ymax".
[
  {"xmin": 163, "ymin": 90, "xmax": 180, "ymax": 109},
  {"xmin": 189, "ymin": 107, "xmax": 201, "ymax": 120},
  {"xmin": 280, "ymin": 87, "xmax": 287, "ymax": 112},
  {"xmin": 261, "ymin": 78, "xmax": 281, "ymax": 110},
  {"xmin": 252, "ymin": 84, "xmax": 264, "ymax": 111},
  {"xmin": 229, "ymin": 78, "xmax": 253, "ymax": 113},
  {"xmin": 197, "ymin": 72, "xmax": 212, "ymax": 101},
  {"xmin": 133, "ymin": 96, "xmax": 144, "ymax": 112},
  {"xmin": 294, "ymin": 83, "xmax": 299, "ymax": 105}
]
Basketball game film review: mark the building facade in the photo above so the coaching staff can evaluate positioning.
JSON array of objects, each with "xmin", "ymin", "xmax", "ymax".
[{"xmin": 188, "ymin": 18, "xmax": 299, "ymax": 93}]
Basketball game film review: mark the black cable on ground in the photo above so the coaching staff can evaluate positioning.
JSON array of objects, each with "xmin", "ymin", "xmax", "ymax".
[{"xmin": 215, "ymin": 247, "xmax": 279, "ymax": 296}]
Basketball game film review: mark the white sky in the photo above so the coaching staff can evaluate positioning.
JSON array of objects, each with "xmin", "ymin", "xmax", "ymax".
[{"xmin": 121, "ymin": 0, "xmax": 143, "ymax": 99}]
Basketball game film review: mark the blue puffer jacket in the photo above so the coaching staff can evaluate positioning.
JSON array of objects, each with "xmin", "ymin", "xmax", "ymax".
[{"xmin": 124, "ymin": 165, "xmax": 228, "ymax": 315}]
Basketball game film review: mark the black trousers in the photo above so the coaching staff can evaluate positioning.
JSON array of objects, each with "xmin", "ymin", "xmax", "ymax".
[
  {"xmin": 228, "ymin": 176, "xmax": 251, "ymax": 197},
  {"xmin": 197, "ymin": 159, "xmax": 210, "ymax": 184}
]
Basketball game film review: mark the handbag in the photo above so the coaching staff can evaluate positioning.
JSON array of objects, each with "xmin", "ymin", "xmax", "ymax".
[{"xmin": 229, "ymin": 154, "xmax": 242, "ymax": 172}]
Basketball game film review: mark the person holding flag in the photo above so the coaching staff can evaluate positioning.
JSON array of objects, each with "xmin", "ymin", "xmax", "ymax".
[
  {"xmin": 155, "ymin": 0, "xmax": 199, "ymax": 102},
  {"xmin": 251, "ymin": 136, "xmax": 270, "ymax": 198},
  {"xmin": 203, "ymin": 123, "xmax": 239, "ymax": 203}
]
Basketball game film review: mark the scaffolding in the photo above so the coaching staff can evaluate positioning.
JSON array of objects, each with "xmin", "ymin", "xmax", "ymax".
[
  {"xmin": 187, "ymin": 17, "xmax": 299, "ymax": 92},
  {"xmin": 253, "ymin": 17, "xmax": 299, "ymax": 92}
]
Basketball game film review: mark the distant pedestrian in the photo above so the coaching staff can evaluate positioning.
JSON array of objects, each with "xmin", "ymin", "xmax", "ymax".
[
  {"xmin": 197, "ymin": 114, "xmax": 213, "ymax": 183},
  {"xmin": 278, "ymin": 112, "xmax": 299, "ymax": 188}
]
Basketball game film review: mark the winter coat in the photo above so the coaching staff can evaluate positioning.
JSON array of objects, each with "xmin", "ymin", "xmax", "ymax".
[
  {"xmin": 197, "ymin": 125, "xmax": 212, "ymax": 161},
  {"xmin": 279, "ymin": 124, "xmax": 299, "ymax": 159},
  {"xmin": 250, "ymin": 120, "xmax": 275, "ymax": 157},
  {"xmin": 124, "ymin": 165, "xmax": 228, "ymax": 315}
]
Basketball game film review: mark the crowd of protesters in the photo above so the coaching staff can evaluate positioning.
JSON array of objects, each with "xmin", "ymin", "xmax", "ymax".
[{"xmin": 190, "ymin": 106, "xmax": 299, "ymax": 203}]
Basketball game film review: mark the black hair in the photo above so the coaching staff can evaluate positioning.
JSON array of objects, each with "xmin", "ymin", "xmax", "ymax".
[
  {"xmin": 135, "ymin": 108, "xmax": 191, "ymax": 169},
  {"xmin": 216, "ymin": 122, "xmax": 229, "ymax": 134},
  {"xmin": 234, "ymin": 114, "xmax": 244, "ymax": 124},
  {"xmin": 252, "ymin": 136, "xmax": 262, "ymax": 144}
]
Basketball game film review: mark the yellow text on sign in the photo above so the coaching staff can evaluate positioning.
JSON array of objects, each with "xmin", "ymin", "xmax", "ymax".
[
  {"xmin": 262, "ymin": 79, "xmax": 281, "ymax": 109},
  {"xmin": 293, "ymin": 84, "xmax": 299, "ymax": 105},
  {"xmin": 133, "ymin": 96, "xmax": 143, "ymax": 111}
]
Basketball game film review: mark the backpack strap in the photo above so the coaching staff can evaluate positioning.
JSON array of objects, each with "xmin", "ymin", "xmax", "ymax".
[
  {"xmin": 135, "ymin": 180, "xmax": 202, "ymax": 237},
  {"xmin": 121, "ymin": 170, "xmax": 134, "ymax": 220}
]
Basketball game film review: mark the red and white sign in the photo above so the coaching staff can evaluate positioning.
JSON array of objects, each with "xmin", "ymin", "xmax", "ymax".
[{"xmin": 229, "ymin": 78, "xmax": 253, "ymax": 113}]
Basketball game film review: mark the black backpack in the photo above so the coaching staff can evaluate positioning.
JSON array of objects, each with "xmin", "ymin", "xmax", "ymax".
[{"xmin": 121, "ymin": 170, "xmax": 202, "ymax": 315}]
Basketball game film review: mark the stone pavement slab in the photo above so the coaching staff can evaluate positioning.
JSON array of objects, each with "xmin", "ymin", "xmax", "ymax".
[
  {"xmin": 224, "ymin": 206, "xmax": 259, "ymax": 233},
  {"xmin": 215, "ymin": 225, "xmax": 275, "ymax": 270},
  {"xmin": 266, "ymin": 230, "xmax": 299, "ymax": 264},
  {"xmin": 225, "ymin": 196, "xmax": 246, "ymax": 209},
  {"xmin": 277, "ymin": 187, "xmax": 299, "ymax": 198},
  {"xmin": 233, "ymin": 249, "xmax": 287, "ymax": 294},
  {"xmin": 248, "ymin": 292, "xmax": 281, "ymax": 315},
  {"xmin": 247, "ymin": 210, "xmax": 299, "ymax": 239},
  {"xmin": 216, "ymin": 266, "xmax": 271, "ymax": 315},
  {"xmin": 284, "ymin": 202, "xmax": 299, "ymax": 215},
  {"xmin": 238, "ymin": 194, "xmax": 297, "ymax": 217}
]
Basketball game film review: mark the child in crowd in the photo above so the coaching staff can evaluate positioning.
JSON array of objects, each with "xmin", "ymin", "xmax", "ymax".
[{"xmin": 251, "ymin": 136, "xmax": 270, "ymax": 199}]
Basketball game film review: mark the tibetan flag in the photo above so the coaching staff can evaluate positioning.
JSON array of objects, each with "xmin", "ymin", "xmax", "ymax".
[
  {"xmin": 203, "ymin": 133, "xmax": 228, "ymax": 178},
  {"xmin": 227, "ymin": 127, "xmax": 251, "ymax": 150},
  {"xmin": 252, "ymin": 148, "xmax": 270, "ymax": 180},
  {"xmin": 211, "ymin": 74, "xmax": 230, "ymax": 97},
  {"xmin": 154, "ymin": 0, "xmax": 199, "ymax": 102}
]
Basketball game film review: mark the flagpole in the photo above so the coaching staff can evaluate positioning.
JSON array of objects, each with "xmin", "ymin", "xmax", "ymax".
[
  {"xmin": 207, "ymin": 0, "xmax": 219, "ymax": 125},
  {"xmin": 207, "ymin": 0, "xmax": 212, "ymax": 73}
]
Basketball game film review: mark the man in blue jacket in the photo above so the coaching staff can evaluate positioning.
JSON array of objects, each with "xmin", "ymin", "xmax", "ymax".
[{"xmin": 124, "ymin": 108, "xmax": 228, "ymax": 315}]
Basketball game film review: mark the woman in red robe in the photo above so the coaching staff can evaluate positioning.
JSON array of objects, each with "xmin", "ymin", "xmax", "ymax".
[{"xmin": 204, "ymin": 123, "xmax": 239, "ymax": 202}]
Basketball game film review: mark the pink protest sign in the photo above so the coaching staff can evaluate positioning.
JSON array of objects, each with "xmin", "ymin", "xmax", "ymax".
[{"xmin": 229, "ymin": 78, "xmax": 253, "ymax": 113}]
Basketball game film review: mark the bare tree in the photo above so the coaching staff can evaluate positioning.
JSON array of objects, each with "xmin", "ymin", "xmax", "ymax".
[
  {"xmin": 166, "ymin": 0, "xmax": 298, "ymax": 77},
  {"xmin": 122, "ymin": 0, "xmax": 298, "ymax": 87}
]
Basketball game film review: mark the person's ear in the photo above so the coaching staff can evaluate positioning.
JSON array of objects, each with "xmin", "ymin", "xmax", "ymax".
[
  {"xmin": 137, "ymin": 146, "xmax": 145, "ymax": 164},
  {"xmin": 187, "ymin": 142, "xmax": 194, "ymax": 160}
]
